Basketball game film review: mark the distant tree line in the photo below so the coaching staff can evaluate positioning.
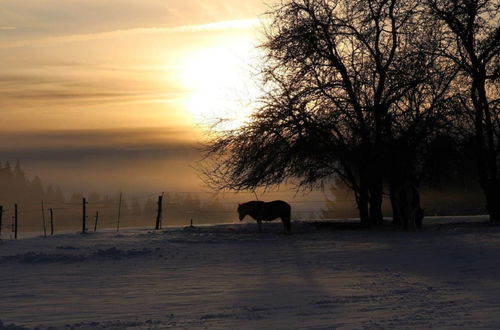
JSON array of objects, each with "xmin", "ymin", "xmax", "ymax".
[
  {"xmin": 0, "ymin": 161, "xmax": 229, "ymax": 233},
  {"xmin": 203, "ymin": 0, "xmax": 499, "ymax": 230},
  {"xmin": 0, "ymin": 160, "xmax": 66, "ymax": 208}
]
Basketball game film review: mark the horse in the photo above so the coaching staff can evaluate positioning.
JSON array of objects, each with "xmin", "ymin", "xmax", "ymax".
[{"xmin": 237, "ymin": 200, "xmax": 292, "ymax": 233}]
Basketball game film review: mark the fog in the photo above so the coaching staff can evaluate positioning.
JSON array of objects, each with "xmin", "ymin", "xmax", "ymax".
[
  {"xmin": 0, "ymin": 127, "xmax": 203, "ymax": 195},
  {"xmin": 0, "ymin": 125, "xmax": 487, "ymax": 237}
]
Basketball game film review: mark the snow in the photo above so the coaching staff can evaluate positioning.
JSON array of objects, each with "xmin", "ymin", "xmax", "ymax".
[{"xmin": 1, "ymin": 217, "xmax": 500, "ymax": 329}]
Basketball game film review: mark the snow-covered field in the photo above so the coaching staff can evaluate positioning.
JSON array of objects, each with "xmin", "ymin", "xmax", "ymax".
[{"xmin": 1, "ymin": 217, "xmax": 500, "ymax": 329}]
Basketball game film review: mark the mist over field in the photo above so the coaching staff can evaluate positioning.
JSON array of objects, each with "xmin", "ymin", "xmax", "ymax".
[
  {"xmin": 0, "ymin": 127, "xmax": 202, "ymax": 194},
  {"xmin": 0, "ymin": 144, "xmax": 486, "ymax": 237}
]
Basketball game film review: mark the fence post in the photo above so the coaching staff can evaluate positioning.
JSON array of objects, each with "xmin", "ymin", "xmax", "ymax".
[
  {"xmin": 50, "ymin": 208, "xmax": 54, "ymax": 236},
  {"xmin": 82, "ymin": 198, "xmax": 87, "ymax": 234},
  {"xmin": 41, "ymin": 200, "xmax": 47, "ymax": 238},
  {"xmin": 155, "ymin": 194, "xmax": 163, "ymax": 230},
  {"xmin": 0, "ymin": 205, "xmax": 3, "ymax": 236},
  {"xmin": 117, "ymin": 192, "xmax": 122, "ymax": 232},
  {"xmin": 14, "ymin": 204, "xmax": 18, "ymax": 239},
  {"xmin": 94, "ymin": 211, "xmax": 99, "ymax": 232}
]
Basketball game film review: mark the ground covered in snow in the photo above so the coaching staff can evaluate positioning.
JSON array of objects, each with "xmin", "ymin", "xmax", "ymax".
[{"xmin": 1, "ymin": 217, "xmax": 500, "ymax": 329}]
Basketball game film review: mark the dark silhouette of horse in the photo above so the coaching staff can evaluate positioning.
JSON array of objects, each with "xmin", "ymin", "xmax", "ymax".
[{"xmin": 237, "ymin": 200, "xmax": 291, "ymax": 233}]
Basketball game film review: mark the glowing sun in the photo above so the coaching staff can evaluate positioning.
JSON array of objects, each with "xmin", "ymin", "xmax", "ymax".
[{"xmin": 180, "ymin": 36, "xmax": 260, "ymax": 130}]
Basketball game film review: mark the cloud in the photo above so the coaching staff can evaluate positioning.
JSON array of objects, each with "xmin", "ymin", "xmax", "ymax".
[
  {"xmin": 0, "ymin": 68, "xmax": 189, "ymax": 110},
  {"xmin": 0, "ymin": 18, "xmax": 263, "ymax": 49},
  {"xmin": 0, "ymin": 127, "xmax": 199, "ymax": 151},
  {"xmin": 0, "ymin": 88, "xmax": 185, "ymax": 105}
]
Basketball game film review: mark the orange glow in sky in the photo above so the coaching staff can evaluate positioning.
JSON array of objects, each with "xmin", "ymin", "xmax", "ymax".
[
  {"xmin": 0, "ymin": 1, "xmax": 268, "ymax": 133},
  {"xmin": 0, "ymin": 0, "xmax": 272, "ymax": 192}
]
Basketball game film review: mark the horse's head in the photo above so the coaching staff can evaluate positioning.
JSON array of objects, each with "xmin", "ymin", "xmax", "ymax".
[{"xmin": 237, "ymin": 203, "xmax": 246, "ymax": 221}]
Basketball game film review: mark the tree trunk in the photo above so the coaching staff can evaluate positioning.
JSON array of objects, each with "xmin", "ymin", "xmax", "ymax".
[
  {"xmin": 356, "ymin": 190, "xmax": 370, "ymax": 227},
  {"xmin": 472, "ymin": 74, "xmax": 500, "ymax": 223},
  {"xmin": 390, "ymin": 183, "xmax": 401, "ymax": 225},
  {"xmin": 369, "ymin": 179, "xmax": 384, "ymax": 225},
  {"xmin": 390, "ymin": 181, "xmax": 424, "ymax": 231},
  {"xmin": 484, "ymin": 181, "xmax": 500, "ymax": 222}
]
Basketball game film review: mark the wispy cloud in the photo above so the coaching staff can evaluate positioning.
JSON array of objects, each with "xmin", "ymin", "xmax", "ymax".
[
  {"xmin": 0, "ymin": 127, "xmax": 199, "ymax": 155},
  {"xmin": 0, "ymin": 68, "xmax": 189, "ymax": 109},
  {"xmin": 0, "ymin": 18, "xmax": 262, "ymax": 49}
]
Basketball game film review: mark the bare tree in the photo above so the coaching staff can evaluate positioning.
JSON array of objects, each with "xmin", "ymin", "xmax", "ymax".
[
  {"xmin": 203, "ymin": 0, "xmax": 455, "ymax": 228},
  {"xmin": 426, "ymin": 0, "xmax": 500, "ymax": 221}
]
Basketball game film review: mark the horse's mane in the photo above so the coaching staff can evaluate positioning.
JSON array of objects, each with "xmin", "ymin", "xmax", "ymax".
[{"xmin": 241, "ymin": 200, "xmax": 263, "ymax": 207}]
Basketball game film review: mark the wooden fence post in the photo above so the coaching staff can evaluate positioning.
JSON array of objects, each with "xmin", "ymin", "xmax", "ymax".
[
  {"xmin": 0, "ymin": 205, "xmax": 3, "ymax": 236},
  {"xmin": 117, "ymin": 192, "xmax": 122, "ymax": 232},
  {"xmin": 155, "ymin": 194, "xmax": 163, "ymax": 230},
  {"xmin": 82, "ymin": 198, "xmax": 87, "ymax": 234},
  {"xmin": 94, "ymin": 211, "xmax": 99, "ymax": 232},
  {"xmin": 41, "ymin": 200, "xmax": 47, "ymax": 238},
  {"xmin": 14, "ymin": 204, "xmax": 18, "ymax": 239},
  {"xmin": 50, "ymin": 208, "xmax": 54, "ymax": 236}
]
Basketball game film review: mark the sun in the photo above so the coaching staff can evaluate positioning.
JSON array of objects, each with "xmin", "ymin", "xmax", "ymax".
[{"xmin": 180, "ymin": 36, "xmax": 261, "ymax": 130}]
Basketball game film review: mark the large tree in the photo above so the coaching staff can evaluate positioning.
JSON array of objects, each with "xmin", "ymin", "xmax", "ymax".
[
  {"xmin": 427, "ymin": 0, "xmax": 500, "ymax": 221},
  {"xmin": 204, "ymin": 0, "xmax": 454, "ymax": 228}
]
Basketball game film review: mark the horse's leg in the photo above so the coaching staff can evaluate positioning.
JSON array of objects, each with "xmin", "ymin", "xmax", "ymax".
[
  {"xmin": 283, "ymin": 212, "xmax": 292, "ymax": 234},
  {"xmin": 280, "ymin": 217, "xmax": 290, "ymax": 234},
  {"xmin": 257, "ymin": 220, "xmax": 262, "ymax": 233}
]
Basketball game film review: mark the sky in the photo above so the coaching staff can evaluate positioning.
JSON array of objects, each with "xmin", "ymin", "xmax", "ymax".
[{"xmin": 0, "ymin": 0, "xmax": 273, "ymax": 195}]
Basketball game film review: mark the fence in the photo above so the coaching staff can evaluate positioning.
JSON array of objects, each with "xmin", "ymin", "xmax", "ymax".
[
  {"xmin": 0, "ymin": 189, "xmax": 486, "ymax": 239},
  {"xmin": 0, "ymin": 190, "xmax": 342, "ymax": 239}
]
